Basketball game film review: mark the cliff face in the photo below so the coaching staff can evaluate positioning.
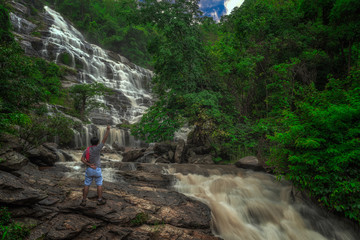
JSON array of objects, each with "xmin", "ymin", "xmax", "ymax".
[
  {"xmin": 9, "ymin": 0, "xmax": 153, "ymax": 147},
  {"xmin": 9, "ymin": 1, "xmax": 153, "ymax": 124}
]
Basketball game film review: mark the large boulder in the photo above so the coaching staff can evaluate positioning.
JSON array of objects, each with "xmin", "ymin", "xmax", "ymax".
[
  {"xmin": 59, "ymin": 150, "xmax": 75, "ymax": 162},
  {"xmin": 0, "ymin": 170, "xmax": 47, "ymax": 205},
  {"xmin": 235, "ymin": 156, "xmax": 264, "ymax": 171},
  {"xmin": 112, "ymin": 141, "xmax": 125, "ymax": 152},
  {"xmin": 174, "ymin": 139, "xmax": 185, "ymax": 164},
  {"xmin": 0, "ymin": 151, "xmax": 28, "ymax": 172},
  {"xmin": 26, "ymin": 145, "xmax": 58, "ymax": 166},
  {"xmin": 188, "ymin": 154, "xmax": 213, "ymax": 164},
  {"xmin": 153, "ymin": 142, "xmax": 176, "ymax": 155},
  {"xmin": 122, "ymin": 148, "xmax": 146, "ymax": 162}
]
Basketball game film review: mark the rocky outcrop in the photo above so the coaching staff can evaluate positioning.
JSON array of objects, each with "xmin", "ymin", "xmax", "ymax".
[
  {"xmin": 235, "ymin": 156, "xmax": 265, "ymax": 171},
  {"xmin": 0, "ymin": 170, "xmax": 47, "ymax": 205},
  {"xmin": 0, "ymin": 151, "xmax": 28, "ymax": 172},
  {"xmin": 0, "ymin": 150, "xmax": 221, "ymax": 240},
  {"xmin": 26, "ymin": 145, "xmax": 58, "ymax": 166},
  {"xmin": 188, "ymin": 154, "xmax": 213, "ymax": 164},
  {"xmin": 121, "ymin": 141, "xmax": 217, "ymax": 165},
  {"xmin": 112, "ymin": 141, "xmax": 126, "ymax": 152},
  {"xmin": 122, "ymin": 148, "xmax": 147, "ymax": 162}
]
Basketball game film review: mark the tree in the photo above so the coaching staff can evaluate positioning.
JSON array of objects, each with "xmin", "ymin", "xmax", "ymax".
[
  {"xmin": 69, "ymin": 83, "xmax": 113, "ymax": 120},
  {"xmin": 330, "ymin": 0, "xmax": 360, "ymax": 73},
  {"xmin": 267, "ymin": 70, "xmax": 360, "ymax": 223}
]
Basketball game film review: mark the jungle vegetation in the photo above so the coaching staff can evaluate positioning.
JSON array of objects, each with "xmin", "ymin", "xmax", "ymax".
[{"xmin": 0, "ymin": 0, "xmax": 359, "ymax": 224}]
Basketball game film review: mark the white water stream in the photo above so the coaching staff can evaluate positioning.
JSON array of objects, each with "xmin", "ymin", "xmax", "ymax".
[
  {"xmin": 174, "ymin": 171, "xmax": 358, "ymax": 240},
  {"xmin": 42, "ymin": 6, "xmax": 153, "ymax": 126}
]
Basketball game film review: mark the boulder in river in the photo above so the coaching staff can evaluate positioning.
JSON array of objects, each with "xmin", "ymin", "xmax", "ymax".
[
  {"xmin": 188, "ymin": 154, "xmax": 214, "ymax": 164},
  {"xmin": 112, "ymin": 141, "xmax": 125, "ymax": 152},
  {"xmin": 122, "ymin": 148, "xmax": 146, "ymax": 162},
  {"xmin": 174, "ymin": 139, "xmax": 186, "ymax": 163},
  {"xmin": 235, "ymin": 156, "xmax": 265, "ymax": 171}
]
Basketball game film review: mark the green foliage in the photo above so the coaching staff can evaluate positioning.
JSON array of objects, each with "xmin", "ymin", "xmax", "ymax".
[
  {"xmin": 69, "ymin": 82, "xmax": 113, "ymax": 120},
  {"xmin": 132, "ymin": 96, "xmax": 184, "ymax": 143},
  {"xmin": 46, "ymin": 0, "xmax": 153, "ymax": 67},
  {"xmin": 0, "ymin": 207, "xmax": 30, "ymax": 240},
  {"xmin": 0, "ymin": 208, "xmax": 11, "ymax": 226},
  {"xmin": 130, "ymin": 212, "xmax": 149, "ymax": 226},
  {"xmin": 140, "ymin": 0, "xmax": 207, "ymax": 94},
  {"xmin": 18, "ymin": 113, "xmax": 75, "ymax": 151},
  {"xmin": 0, "ymin": 3, "xmax": 12, "ymax": 43},
  {"xmin": 58, "ymin": 52, "xmax": 72, "ymax": 66},
  {"xmin": 0, "ymin": 4, "xmax": 64, "ymax": 137},
  {"xmin": 267, "ymin": 70, "xmax": 360, "ymax": 223}
]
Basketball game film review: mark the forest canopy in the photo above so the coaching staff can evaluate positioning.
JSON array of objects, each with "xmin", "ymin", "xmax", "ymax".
[{"xmin": 1, "ymin": 0, "xmax": 359, "ymax": 224}]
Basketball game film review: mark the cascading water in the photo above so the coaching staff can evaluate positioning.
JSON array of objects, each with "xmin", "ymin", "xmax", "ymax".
[
  {"xmin": 71, "ymin": 124, "xmax": 144, "ymax": 148},
  {"xmin": 173, "ymin": 170, "xmax": 358, "ymax": 240},
  {"xmin": 42, "ymin": 6, "xmax": 153, "ymax": 126},
  {"xmin": 10, "ymin": 6, "xmax": 153, "ymax": 148}
]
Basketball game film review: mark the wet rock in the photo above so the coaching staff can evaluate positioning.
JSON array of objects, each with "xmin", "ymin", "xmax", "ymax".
[
  {"xmin": 42, "ymin": 142, "xmax": 59, "ymax": 152},
  {"xmin": 89, "ymin": 112, "xmax": 113, "ymax": 125},
  {"xmin": 10, "ymin": 1, "xmax": 29, "ymax": 15},
  {"xmin": 154, "ymin": 157, "xmax": 171, "ymax": 164},
  {"xmin": 0, "ymin": 170, "xmax": 47, "ymax": 205},
  {"xmin": 0, "ymin": 151, "xmax": 28, "ymax": 172},
  {"xmin": 235, "ymin": 156, "xmax": 264, "ymax": 171},
  {"xmin": 59, "ymin": 150, "xmax": 74, "ymax": 162},
  {"xmin": 122, "ymin": 148, "xmax": 146, "ymax": 162},
  {"xmin": 112, "ymin": 141, "xmax": 125, "ymax": 152},
  {"xmin": 190, "ymin": 145, "xmax": 212, "ymax": 155},
  {"xmin": 174, "ymin": 139, "xmax": 185, "ymax": 163},
  {"xmin": 168, "ymin": 151, "xmax": 174, "ymax": 162},
  {"xmin": 135, "ymin": 151, "xmax": 156, "ymax": 163},
  {"xmin": 27, "ymin": 145, "xmax": 58, "ymax": 166},
  {"xmin": 154, "ymin": 142, "xmax": 176, "ymax": 155},
  {"xmin": 10, "ymin": 12, "xmax": 37, "ymax": 34},
  {"xmin": 188, "ymin": 154, "xmax": 213, "ymax": 164}
]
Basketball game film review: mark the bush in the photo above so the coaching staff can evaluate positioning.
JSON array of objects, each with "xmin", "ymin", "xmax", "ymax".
[
  {"xmin": 0, "ymin": 207, "xmax": 30, "ymax": 240},
  {"xmin": 19, "ymin": 112, "xmax": 75, "ymax": 151},
  {"xmin": 267, "ymin": 70, "xmax": 360, "ymax": 223}
]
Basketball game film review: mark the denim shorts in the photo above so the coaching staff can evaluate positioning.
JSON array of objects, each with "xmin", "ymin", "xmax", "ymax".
[{"xmin": 84, "ymin": 167, "xmax": 103, "ymax": 186}]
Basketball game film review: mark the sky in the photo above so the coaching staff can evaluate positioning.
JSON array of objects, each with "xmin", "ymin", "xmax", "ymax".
[{"xmin": 199, "ymin": 0, "xmax": 244, "ymax": 22}]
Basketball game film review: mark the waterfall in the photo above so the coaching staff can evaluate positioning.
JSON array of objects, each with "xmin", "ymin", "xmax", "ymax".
[
  {"xmin": 174, "ymin": 171, "xmax": 358, "ymax": 240},
  {"xmin": 42, "ymin": 6, "xmax": 153, "ymax": 126},
  {"xmin": 72, "ymin": 124, "xmax": 143, "ymax": 148}
]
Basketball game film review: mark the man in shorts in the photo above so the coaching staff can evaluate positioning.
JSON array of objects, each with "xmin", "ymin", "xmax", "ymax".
[{"xmin": 80, "ymin": 125, "xmax": 110, "ymax": 206}]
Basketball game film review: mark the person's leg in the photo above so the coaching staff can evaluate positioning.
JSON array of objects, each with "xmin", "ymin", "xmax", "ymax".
[
  {"xmin": 95, "ymin": 168, "xmax": 105, "ymax": 205},
  {"xmin": 97, "ymin": 185, "xmax": 102, "ymax": 199},
  {"xmin": 81, "ymin": 168, "xmax": 92, "ymax": 206},
  {"xmin": 83, "ymin": 185, "xmax": 90, "ymax": 200}
]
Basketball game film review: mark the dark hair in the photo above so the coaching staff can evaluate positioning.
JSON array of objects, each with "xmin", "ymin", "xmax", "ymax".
[{"xmin": 90, "ymin": 137, "xmax": 99, "ymax": 145}]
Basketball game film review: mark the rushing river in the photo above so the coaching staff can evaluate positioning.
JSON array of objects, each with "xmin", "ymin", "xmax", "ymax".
[
  {"xmin": 173, "ymin": 170, "xmax": 358, "ymax": 240},
  {"xmin": 58, "ymin": 151, "xmax": 358, "ymax": 240}
]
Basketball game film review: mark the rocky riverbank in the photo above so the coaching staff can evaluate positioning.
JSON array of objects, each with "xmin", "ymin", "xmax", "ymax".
[{"xmin": 1, "ymin": 152, "xmax": 222, "ymax": 240}]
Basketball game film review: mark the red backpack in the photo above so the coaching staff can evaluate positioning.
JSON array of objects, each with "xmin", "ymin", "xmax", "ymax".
[{"xmin": 85, "ymin": 146, "xmax": 95, "ymax": 161}]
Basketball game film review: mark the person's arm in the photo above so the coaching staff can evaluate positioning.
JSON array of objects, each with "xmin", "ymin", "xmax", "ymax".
[
  {"xmin": 102, "ymin": 125, "xmax": 111, "ymax": 144},
  {"xmin": 81, "ymin": 156, "xmax": 96, "ymax": 169}
]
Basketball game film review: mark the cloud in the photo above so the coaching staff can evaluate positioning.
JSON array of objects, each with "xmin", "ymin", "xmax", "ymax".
[
  {"xmin": 210, "ymin": 9, "xmax": 221, "ymax": 22},
  {"xmin": 224, "ymin": 0, "xmax": 244, "ymax": 14}
]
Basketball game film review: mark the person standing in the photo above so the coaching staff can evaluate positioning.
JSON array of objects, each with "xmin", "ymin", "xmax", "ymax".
[{"xmin": 80, "ymin": 125, "xmax": 110, "ymax": 206}]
